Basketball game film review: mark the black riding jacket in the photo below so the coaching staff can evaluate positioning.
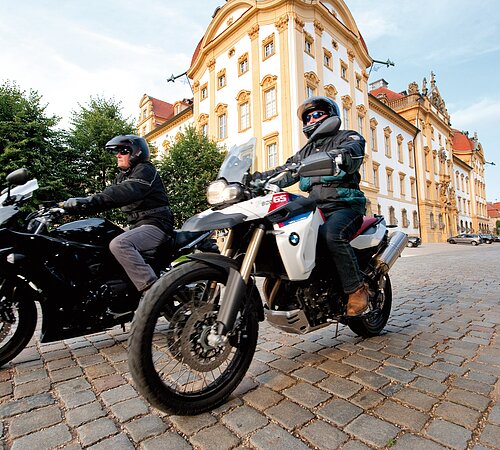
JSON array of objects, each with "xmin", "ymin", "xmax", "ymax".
[
  {"xmin": 257, "ymin": 117, "xmax": 366, "ymax": 215},
  {"xmin": 87, "ymin": 162, "xmax": 173, "ymax": 233}
]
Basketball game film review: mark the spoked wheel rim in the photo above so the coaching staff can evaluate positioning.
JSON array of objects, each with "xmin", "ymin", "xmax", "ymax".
[{"xmin": 129, "ymin": 262, "xmax": 258, "ymax": 414}]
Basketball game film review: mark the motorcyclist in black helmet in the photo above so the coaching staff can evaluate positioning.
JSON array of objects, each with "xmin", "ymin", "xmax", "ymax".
[
  {"xmin": 253, "ymin": 96, "xmax": 368, "ymax": 316},
  {"xmin": 63, "ymin": 134, "xmax": 174, "ymax": 293}
]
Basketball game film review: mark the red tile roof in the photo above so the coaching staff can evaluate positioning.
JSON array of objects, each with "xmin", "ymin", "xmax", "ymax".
[
  {"xmin": 452, "ymin": 129, "xmax": 475, "ymax": 152},
  {"xmin": 150, "ymin": 98, "xmax": 174, "ymax": 121},
  {"xmin": 370, "ymin": 86, "xmax": 404, "ymax": 102}
]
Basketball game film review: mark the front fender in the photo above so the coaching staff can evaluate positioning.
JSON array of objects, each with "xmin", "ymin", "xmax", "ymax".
[{"xmin": 187, "ymin": 253, "xmax": 240, "ymax": 273}]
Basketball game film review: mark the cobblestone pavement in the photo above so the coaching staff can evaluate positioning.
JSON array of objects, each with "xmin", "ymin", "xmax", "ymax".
[{"xmin": 1, "ymin": 243, "xmax": 499, "ymax": 450}]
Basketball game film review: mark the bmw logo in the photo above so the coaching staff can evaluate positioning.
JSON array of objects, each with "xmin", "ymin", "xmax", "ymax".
[{"xmin": 289, "ymin": 232, "xmax": 300, "ymax": 246}]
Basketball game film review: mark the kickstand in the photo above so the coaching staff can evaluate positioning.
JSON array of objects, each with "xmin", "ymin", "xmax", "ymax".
[{"xmin": 335, "ymin": 321, "xmax": 339, "ymax": 338}]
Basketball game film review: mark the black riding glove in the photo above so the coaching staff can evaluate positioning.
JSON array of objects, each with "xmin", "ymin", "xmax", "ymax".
[{"xmin": 63, "ymin": 197, "xmax": 91, "ymax": 213}]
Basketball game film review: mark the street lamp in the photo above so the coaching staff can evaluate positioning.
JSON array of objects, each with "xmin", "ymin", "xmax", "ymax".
[{"xmin": 485, "ymin": 161, "xmax": 496, "ymax": 166}]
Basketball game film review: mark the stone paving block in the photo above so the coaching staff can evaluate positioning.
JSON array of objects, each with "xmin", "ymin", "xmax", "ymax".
[
  {"xmin": 76, "ymin": 417, "xmax": 118, "ymax": 447},
  {"xmin": 243, "ymin": 386, "xmax": 283, "ymax": 411},
  {"xmin": 92, "ymin": 373, "xmax": 127, "ymax": 393},
  {"xmin": 254, "ymin": 350, "xmax": 280, "ymax": 363},
  {"xmin": 190, "ymin": 423, "xmax": 240, "ymax": 450},
  {"xmin": 124, "ymin": 415, "xmax": 167, "ymax": 442},
  {"xmin": 317, "ymin": 397, "xmax": 362, "ymax": 427},
  {"xmin": 292, "ymin": 366, "xmax": 328, "ymax": 384},
  {"xmin": 488, "ymin": 404, "xmax": 500, "ymax": 425},
  {"xmin": 447, "ymin": 388, "xmax": 491, "ymax": 411},
  {"xmin": 349, "ymin": 369, "xmax": 389, "ymax": 390},
  {"xmin": 344, "ymin": 414, "xmax": 400, "ymax": 448},
  {"xmin": 141, "ymin": 432, "xmax": 192, "ymax": 450},
  {"xmin": 479, "ymin": 423, "xmax": 500, "ymax": 448},
  {"xmin": 58, "ymin": 388, "xmax": 96, "ymax": 409},
  {"xmin": 46, "ymin": 357, "xmax": 75, "ymax": 371},
  {"xmin": 430, "ymin": 361, "xmax": 468, "ymax": 376},
  {"xmin": 49, "ymin": 365, "xmax": 84, "ymax": 383},
  {"xmin": 87, "ymin": 432, "xmax": 135, "ymax": 450},
  {"xmin": 357, "ymin": 348, "xmax": 389, "ymax": 362},
  {"xmin": 350, "ymin": 388, "xmax": 384, "ymax": 409},
  {"xmin": 374, "ymin": 400, "xmax": 429, "ymax": 432},
  {"xmin": 0, "ymin": 392, "xmax": 54, "ymax": 418},
  {"xmin": 10, "ymin": 423, "xmax": 72, "ymax": 450},
  {"xmin": 343, "ymin": 355, "xmax": 381, "ymax": 371},
  {"xmin": 84, "ymin": 363, "xmax": 116, "ymax": 379},
  {"xmin": 250, "ymin": 423, "xmax": 310, "ymax": 450},
  {"xmin": 392, "ymin": 433, "xmax": 447, "ymax": 450},
  {"xmin": 340, "ymin": 440, "xmax": 372, "ymax": 450},
  {"xmin": 265, "ymin": 399, "xmax": 315, "ymax": 430},
  {"xmin": 434, "ymin": 401, "xmax": 482, "ymax": 430},
  {"xmin": 318, "ymin": 375, "xmax": 362, "ymax": 399},
  {"xmin": 393, "ymin": 387, "xmax": 438, "ymax": 412},
  {"xmin": 317, "ymin": 347, "xmax": 349, "ymax": 361},
  {"xmin": 170, "ymin": 412, "xmax": 217, "ymax": 436},
  {"xmin": 384, "ymin": 356, "xmax": 415, "ymax": 370},
  {"xmin": 298, "ymin": 419, "xmax": 348, "ymax": 449},
  {"xmin": 221, "ymin": 404, "xmax": 268, "ymax": 436},
  {"xmin": 318, "ymin": 359, "xmax": 356, "ymax": 377},
  {"xmin": 410, "ymin": 376, "xmax": 448, "ymax": 396},
  {"xmin": 9, "ymin": 405, "xmax": 62, "ymax": 438},
  {"xmin": 110, "ymin": 396, "xmax": 149, "ymax": 422},
  {"xmin": 284, "ymin": 382, "xmax": 331, "ymax": 408},
  {"xmin": 452, "ymin": 376, "xmax": 493, "ymax": 396},
  {"xmin": 272, "ymin": 345, "xmax": 303, "ymax": 359},
  {"xmin": 269, "ymin": 357, "xmax": 302, "ymax": 373},
  {"xmin": 99, "ymin": 384, "xmax": 138, "ymax": 406},
  {"xmin": 13, "ymin": 377, "xmax": 51, "ymax": 399},
  {"xmin": 65, "ymin": 401, "xmax": 106, "ymax": 427},
  {"xmin": 377, "ymin": 365, "xmax": 416, "ymax": 384},
  {"xmin": 0, "ymin": 381, "xmax": 12, "ymax": 398},
  {"xmin": 13, "ymin": 368, "xmax": 47, "ymax": 385},
  {"xmin": 255, "ymin": 369, "xmax": 295, "ymax": 391},
  {"xmin": 425, "ymin": 418, "xmax": 472, "ymax": 450}
]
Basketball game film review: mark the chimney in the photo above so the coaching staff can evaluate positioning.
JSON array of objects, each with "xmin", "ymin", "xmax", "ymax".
[{"xmin": 369, "ymin": 79, "xmax": 389, "ymax": 91}]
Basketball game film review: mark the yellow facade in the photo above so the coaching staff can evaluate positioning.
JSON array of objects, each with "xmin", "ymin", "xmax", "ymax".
[{"xmin": 143, "ymin": 0, "xmax": 489, "ymax": 242}]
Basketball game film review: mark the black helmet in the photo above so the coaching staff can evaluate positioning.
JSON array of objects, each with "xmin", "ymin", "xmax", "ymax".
[
  {"xmin": 105, "ymin": 134, "xmax": 150, "ymax": 166},
  {"xmin": 297, "ymin": 96, "xmax": 341, "ymax": 138}
]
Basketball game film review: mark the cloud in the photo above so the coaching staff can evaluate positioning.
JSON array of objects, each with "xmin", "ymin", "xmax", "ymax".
[{"xmin": 451, "ymin": 98, "xmax": 500, "ymax": 129}]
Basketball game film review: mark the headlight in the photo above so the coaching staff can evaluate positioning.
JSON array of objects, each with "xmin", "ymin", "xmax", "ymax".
[{"xmin": 207, "ymin": 180, "xmax": 244, "ymax": 206}]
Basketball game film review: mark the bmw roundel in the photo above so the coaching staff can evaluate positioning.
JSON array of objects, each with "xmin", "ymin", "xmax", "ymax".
[{"xmin": 289, "ymin": 232, "xmax": 300, "ymax": 246}]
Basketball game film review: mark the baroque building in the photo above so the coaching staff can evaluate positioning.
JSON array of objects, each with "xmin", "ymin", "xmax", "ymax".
[{"xmin": 139, "ymin": 0, "xmax": 489, "ymax": 242}]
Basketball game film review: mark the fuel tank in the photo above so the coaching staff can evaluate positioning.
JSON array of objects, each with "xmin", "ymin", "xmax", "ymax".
[{"xmin": 51, "ymin": 218, "xmax": 123, "ymax": 246}]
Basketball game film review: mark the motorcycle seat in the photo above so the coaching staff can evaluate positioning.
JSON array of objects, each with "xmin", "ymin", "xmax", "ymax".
[{"xmin": 350, "ymin": 216, "xmax": 380, "ymax": 241}]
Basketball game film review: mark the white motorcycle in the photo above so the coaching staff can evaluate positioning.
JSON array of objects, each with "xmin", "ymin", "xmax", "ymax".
[{"xmin": 128, "ymin": 138, "xmax": 408, "ymax": 415}]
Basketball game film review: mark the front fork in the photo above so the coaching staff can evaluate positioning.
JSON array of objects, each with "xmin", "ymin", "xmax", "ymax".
[{"xmin": 209, "ymin": 225, "xmax": 265, "ymax": 344}]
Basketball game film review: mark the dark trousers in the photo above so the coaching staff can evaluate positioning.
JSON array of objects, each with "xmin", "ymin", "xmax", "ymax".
[
  {"xmin": 109, "ymin": 224, "xmax": 168, "ymax": 292},
  {"xmin": 318, "ymin": 208, "xmax": 364, "ymax": 294}
]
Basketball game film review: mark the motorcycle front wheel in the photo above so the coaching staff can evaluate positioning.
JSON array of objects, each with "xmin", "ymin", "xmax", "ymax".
[
  {"xmin": 128, "ymin": 261, "xmax": 259, "ymax": 415},
  {"xmin": 0, "ymin": 278, "xmax": 38, "ymax": 367},
  {"xmin": 347, "ymin": 274, "xmax": 392, "ymax": 338}
]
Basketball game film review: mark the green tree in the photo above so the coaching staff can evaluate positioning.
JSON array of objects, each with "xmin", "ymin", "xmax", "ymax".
[
  {"xmin": 67, "ymin": 96, "xmax": 136, "ymax": 195},
  {"xmin": 0, "ymin": 81, "xmax": 80, "ymax": 201},
  {"xmin": 158, "ymin": 125, "xmax": 225, "ymax": 228}
]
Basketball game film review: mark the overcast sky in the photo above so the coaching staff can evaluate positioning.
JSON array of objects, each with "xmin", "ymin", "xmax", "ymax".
[{"xmin": 1, "ymin": 0, "xmax": 499, "ymax": 201}]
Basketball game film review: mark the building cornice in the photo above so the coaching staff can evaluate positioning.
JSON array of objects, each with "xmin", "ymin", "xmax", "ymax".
[{"xmin": 368, "ymin": 94, "xmax": 418, "ymax": 136}]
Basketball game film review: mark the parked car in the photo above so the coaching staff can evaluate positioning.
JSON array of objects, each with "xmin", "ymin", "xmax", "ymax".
[
  {"xmin": 478, "ymin": 234, "xmax": 493, "ymax": 244},
  {"xmin": 492, "ymin": 235, "xmax": 500, "ymax": 242},
  {"xmin": 407, "ymin": 236, "xmax": 422, "ymax": 247},
  {"xmin": 447, "ymin": 234, "xmax": 482, "ymax": 245}
]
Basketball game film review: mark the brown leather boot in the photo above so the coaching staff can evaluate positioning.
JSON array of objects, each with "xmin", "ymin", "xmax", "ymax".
[{"xmin": 346, "ymin": 285, "xmax": 369, "ymax": 316}]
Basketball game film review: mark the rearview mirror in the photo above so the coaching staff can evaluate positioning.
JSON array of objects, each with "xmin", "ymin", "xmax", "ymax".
[{"xmin": 6, "ymin": 168, "xmax": 29, "ymax": 186}]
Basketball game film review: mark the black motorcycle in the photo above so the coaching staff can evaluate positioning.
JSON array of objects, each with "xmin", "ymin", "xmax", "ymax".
[{"xmin": 0, "ymin": 168, "xmax": 215, "ymax": 367}]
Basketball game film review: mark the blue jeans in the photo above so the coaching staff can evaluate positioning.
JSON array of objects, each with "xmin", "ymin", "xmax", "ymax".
[
  {"xmin": 318, "ymin": 208, "xmax": 364, "ymax": 294},
  {"xmin": 109, "ymin": 224, "xmax": 168, "ymax": 291}
]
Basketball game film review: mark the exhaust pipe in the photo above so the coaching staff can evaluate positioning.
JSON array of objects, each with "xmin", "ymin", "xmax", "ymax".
[{"xmin": 373, "ymin": 231, "xmax": 408, "ymax": 274}]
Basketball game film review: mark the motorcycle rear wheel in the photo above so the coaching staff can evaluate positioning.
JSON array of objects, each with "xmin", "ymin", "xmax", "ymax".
[
  {"xmin": 347, "ymin": 274, "xmax": 392, "ymax": 338},
  {"xmin": 0, "ymin": 279, "xmax": 38, "ymax": 367},
  {"xmin": 128, "ymin": 261, "xmax": 259, "ymax": 415}
]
